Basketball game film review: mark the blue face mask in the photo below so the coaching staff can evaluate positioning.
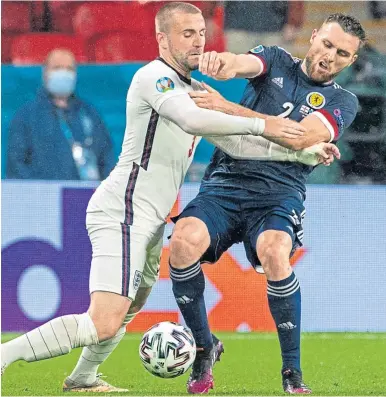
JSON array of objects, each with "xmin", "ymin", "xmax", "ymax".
[{"xmin": 46, "ymin": 69, "xmax": 76, "ymax": 97}]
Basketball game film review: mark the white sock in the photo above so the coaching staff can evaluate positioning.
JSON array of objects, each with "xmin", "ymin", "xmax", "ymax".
[
  {"xmin": 67, "ymin": 312, "xmax": 136, "ymax": 385},
  {"xmin": 1, "ymin": 313, "xmax": 98, "ymax": 369}
]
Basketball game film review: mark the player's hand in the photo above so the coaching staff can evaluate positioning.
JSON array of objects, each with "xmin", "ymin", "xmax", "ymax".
[
  {"xmin": 264, "ymin": 116, "xmax": 305, "ymax": 139},
  {"xmin": 189, "ymin": 82, "xmax": 230, "ymax": 113},
  {"xmin": 305, "ymin": 142, "xmax": 341, "ymax": 166},
  {"xmin": 199, "ymin": 51, "xmax": 237, "ymax": 80}
]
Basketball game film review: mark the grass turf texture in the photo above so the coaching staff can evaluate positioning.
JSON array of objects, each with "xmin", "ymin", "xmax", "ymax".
[{"xmin": 1, "ymin": 333, "xmax": 385, "ymax": 396}]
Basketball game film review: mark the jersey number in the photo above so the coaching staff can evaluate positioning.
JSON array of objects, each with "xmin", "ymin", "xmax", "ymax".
[
  {"xmin": 188, "ymin": 136, "xmax": 197, "ymax": 158},
  {"xmin": 279, "ymin": 102, "xmax": 294, "ymax": 118}
]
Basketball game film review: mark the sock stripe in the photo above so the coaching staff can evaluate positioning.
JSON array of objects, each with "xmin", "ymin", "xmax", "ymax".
[
  {"xmin": 38, "ymin": 328, "xmax": 53, "ymax": 358},
  {"xmin": 170, "ymin": 263, "xmax": 201, "ymax": 281},
  {"xmin": 267, "ymin": 282, "xmax": 300, "ymax": 297},
  {"xmin": 267, "ymin": 280, "xmax": 299, "ymax": 295},
  {"xmin": 170, "ymin": 262, "xmax": 200, "ymax": 275},
  {"xmin": 267, "ymin": 276, "xmax": 298, "ymax": 291},
  {"xmin": 50, "ymin": 323, "xmax": 63, "ymax": 354},
  {"xmin": 267, "ymin": 279, "xmax": 299, "ymax": 294},
  {"xmin": 61, "ymin": 318, "xmax": 73, "ymax": 349},
  {"xmin": 169, "ymin": 264, "xmax": 200, "ymax": 277},
  {"xmin": 170, "ymin": 266, "xmax": 201, "ymax": 281},
  {"xmin": 25, "ymin": 334, "xmax": 38, "ymax": 361}
]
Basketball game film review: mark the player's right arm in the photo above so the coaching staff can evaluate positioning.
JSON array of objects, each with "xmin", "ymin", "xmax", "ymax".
[
  {"xmin": 137, "ymin": 65, "xmax": 304, "ymax": 139},
  {"xmin": 199, "ymin": 51, "xmax": 264, "ymax": 80}
]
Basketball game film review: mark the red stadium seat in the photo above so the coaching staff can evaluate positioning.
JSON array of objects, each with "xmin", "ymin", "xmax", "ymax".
[
  {"xmin": 49, "ymin": 1, "xmax": 86, "ymax": 33},
  {"xmin": 11, "ymin": 33, "xmax": 87, "ymax": 65},
  {"xmin": 93, "ymin": 31, "xmax": 158, "ymax": 63},
  {"xmin": 73, "ymin": 2, "xmax": 155, "ymax": 41},
  {"xmin": 2, "ymin": 34, "xmax": 17, "ymax": 63},
  {"xmin": 1, "ymin": 1, "xmax": 31, "ymax": 33},
  {"xmin": 2, "ymin": 1, "xmax": 32, "ymax": 63}
]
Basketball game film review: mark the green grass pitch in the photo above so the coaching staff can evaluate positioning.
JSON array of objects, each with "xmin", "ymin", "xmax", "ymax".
[{"xmin": 1, "ymin": 333, "xmax": 385, "ymax": 396}]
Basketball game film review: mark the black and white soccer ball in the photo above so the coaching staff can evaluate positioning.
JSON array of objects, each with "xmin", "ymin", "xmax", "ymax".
[{"xmin": 139, "ymin": 321, "xmax": 196, "ymax": 378}]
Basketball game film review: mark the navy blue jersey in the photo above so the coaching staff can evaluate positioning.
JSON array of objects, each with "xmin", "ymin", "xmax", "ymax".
[{"xmin": 201, "ymin": 45, "xmax": 359, "ymax": 196}]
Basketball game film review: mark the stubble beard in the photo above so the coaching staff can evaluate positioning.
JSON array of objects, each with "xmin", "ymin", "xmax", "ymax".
[{"xmin": 305, "ymin": 55, "xmax": 338, "ymax": 84}]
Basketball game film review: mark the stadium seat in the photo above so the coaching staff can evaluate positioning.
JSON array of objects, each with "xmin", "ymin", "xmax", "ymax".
[
  {"xmin": 2, "ymin": 1, "xmax": 31, "ymax": 63},
  {"xmin": 49, "ymin": 1, "xmax": 86, "ymax": 33},
  {"xmin": 2, "ymin": 34, "xmax": 17, "ymax": 63},
  {"xmin": 11, "ymin": 33, "xmax": 87, "ymax": 65},
  {"xmin": 2, "ymin": 1, "xmax": 31, "ymax": 33},
  {"xmin": 73, "ymin": 2, "xmax": 155, "ymax": 41},
  {"xmin": 93, "ymin": 31, "xmax": 158, "ymax": 63}
]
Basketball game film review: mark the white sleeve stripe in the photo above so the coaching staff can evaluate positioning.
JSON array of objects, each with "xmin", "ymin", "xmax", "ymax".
[
  {"xmin": 313, "ymin": 111, "xmax": 335, "ymax": 142},
  {"xmin": 247, "ymin": 54, "xmax": 264, "ymax": 77}
]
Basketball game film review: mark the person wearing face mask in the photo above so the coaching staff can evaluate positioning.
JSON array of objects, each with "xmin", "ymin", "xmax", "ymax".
[{"xmin": 6, "ymin": 48, "xmax": 115, "ymax": 180}]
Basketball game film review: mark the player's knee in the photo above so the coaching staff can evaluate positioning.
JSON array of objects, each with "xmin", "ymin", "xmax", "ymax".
[
  {"xmin": 258, "ymin": 243, "xmax": 283, "ymax": 268},
  {"xmin": 169, "ymin": 217, "xmax": 210, "ymax": 267},
  {"xmin": 88, "ymin": 291, "xmax": 130, "ymax": 341},
  {"xmin": 257, "ymin": 233, "xmax": 292, "ymax": 278}
]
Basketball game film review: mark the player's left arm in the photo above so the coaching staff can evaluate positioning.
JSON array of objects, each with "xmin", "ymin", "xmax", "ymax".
[
  {"xmin": 269, "ymin": 93, "xmax": 359, "ymax": 150},
  {"xmin": 192, "ymin": 85, "xmax": 359, "ymax": 151}
]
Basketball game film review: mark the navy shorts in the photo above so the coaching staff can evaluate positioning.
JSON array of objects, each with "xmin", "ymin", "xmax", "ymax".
[{"xmin": 173, "ymin": 187, "xmax": 305, "ymax": 271}]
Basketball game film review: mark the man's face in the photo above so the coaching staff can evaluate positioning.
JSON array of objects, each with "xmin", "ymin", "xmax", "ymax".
[
  {"xmin": 305, "ymin": 22, "xmax": 360, "ymax": 83},
  {"xmin": 164, "ymin": 12, "xmax": 206, "ymax": 72},
  {"xmin": 44, "ymin": 51, "xmax": 76, "ymax": 82}
]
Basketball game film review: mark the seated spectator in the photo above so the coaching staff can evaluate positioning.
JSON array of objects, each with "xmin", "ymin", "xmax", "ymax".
[
  {"xmin": 224, "ymin": 1, "xmax": 304, "ymax": 55},
  {"xmin": 369, "ymin": 1, "xmax": 386, "ymax": 19},
  {"xmin": 6, "ymin": 48, "xmax": 115, "ymax": 180}
]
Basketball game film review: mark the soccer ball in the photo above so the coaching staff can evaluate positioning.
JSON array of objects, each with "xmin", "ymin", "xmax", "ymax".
[{"xmin": 139, "ymin": 321, "xmax": 196, "ymax": 378}]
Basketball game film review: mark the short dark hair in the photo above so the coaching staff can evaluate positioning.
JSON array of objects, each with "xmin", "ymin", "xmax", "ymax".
[
  {"xmin": 155, "ymin": 2, "xmax": 202, "ymax": 33},
  {"xmin": 324, "ymin": 13, "xmax": 366, "ymax": 46}
]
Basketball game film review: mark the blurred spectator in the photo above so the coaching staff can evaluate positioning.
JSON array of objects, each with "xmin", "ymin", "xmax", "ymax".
[
  {"xmin": 30, "ymin": 1, "xmax": 52, "ymax": 32},
  {"xmin": 335, "ymin": 43, "xmax": 386, "ymax": 184},
  {"xmin": 224, "ymin": 1, "xmax": 304, "ymax": 54},
  {"xmin": 369, "ymin": 1, "xmax": 386, "ymax": 19},
  {"xmin": 6, "ymin": 49, "xmax": 115, "ymax": 180}
]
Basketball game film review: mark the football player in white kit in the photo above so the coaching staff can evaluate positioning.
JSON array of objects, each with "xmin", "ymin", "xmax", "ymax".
[{"xmin": 1, "ymin": 2, "xmax": 339, "ymax": 392}]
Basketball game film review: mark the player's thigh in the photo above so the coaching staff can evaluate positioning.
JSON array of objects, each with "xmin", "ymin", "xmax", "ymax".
[
  {"xmin": 87, "ymin": 215, "xmax": 151, "ymax": 302},
  {"xmin": 172, "ymin": 194, "xmax": 243, "ymax": 264},
  {"xmin": 244, "ymin": 199, "xmax": 305, "ymax": 271}
]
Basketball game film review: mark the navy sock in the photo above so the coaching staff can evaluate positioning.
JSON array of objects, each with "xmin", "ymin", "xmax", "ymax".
[
  {"xmin": 170, "ymin": 261, "xmax": 213, "ymax": 351},
  {"xmin": 267, "ymin": 272, "xmax": 301, "ymax": 372}
]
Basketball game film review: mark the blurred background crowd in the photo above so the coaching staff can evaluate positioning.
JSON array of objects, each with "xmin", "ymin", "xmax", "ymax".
[{"xmin": 2, "ymin": 0, "xmax": 386, "ymax": 184}]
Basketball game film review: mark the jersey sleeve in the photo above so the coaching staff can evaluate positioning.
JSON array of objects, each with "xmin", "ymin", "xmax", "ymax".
[
  {"xmin": 312, "ymin": 91, "xmax": 359, "ymax": 142},
  {"xmin": 247, "ymin": 45, "xmax": 281, "ymax": 78},
  {"xmin": 136, "ymin": 65, "xmax": 189, "ymax": 112}
]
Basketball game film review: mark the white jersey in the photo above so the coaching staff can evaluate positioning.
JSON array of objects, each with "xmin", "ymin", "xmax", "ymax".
[{"xmin": 87, "ymin": 59, "xmax": 203, "ymax": 230}]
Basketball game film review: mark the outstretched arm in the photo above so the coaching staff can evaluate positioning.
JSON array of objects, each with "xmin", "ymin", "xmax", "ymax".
[
  {"xmin": 207, "ymin": 134, "xmax": 340, "ymax": 166},
  {"xmin": 158, "ymin": 93, "xmax": 305, "ymax": 139},
  {"xmin": 190, "ymin": 83, "xmax": 333, "ymax": 150}
]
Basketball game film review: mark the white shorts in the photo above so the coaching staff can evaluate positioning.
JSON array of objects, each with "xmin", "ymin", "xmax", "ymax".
[{"xmin": 87, "ymin": 211, "xmax": 164, "ymax": 301}]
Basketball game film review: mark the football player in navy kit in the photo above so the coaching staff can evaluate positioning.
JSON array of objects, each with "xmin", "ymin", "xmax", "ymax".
[{"xmin": 168, "ymin": 13, "xmax": 366, "ymax": 394}]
